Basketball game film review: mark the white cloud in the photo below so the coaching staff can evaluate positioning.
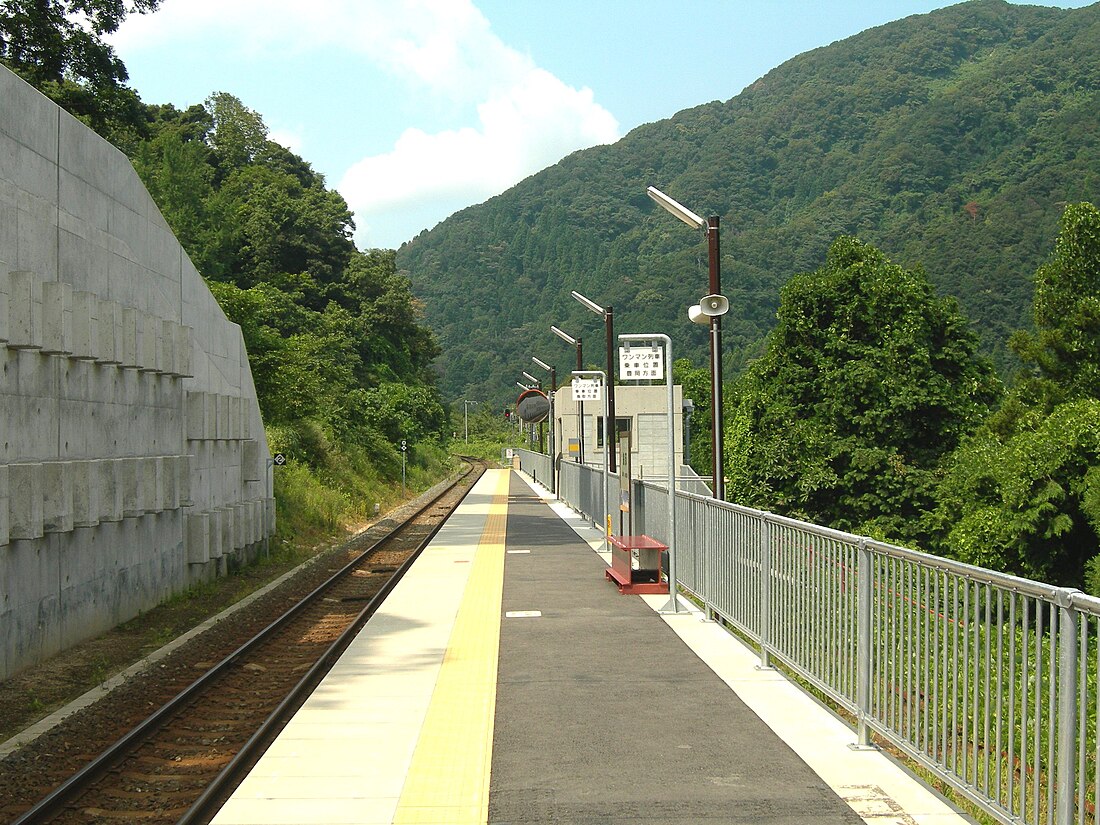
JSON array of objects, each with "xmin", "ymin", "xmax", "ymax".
[
  {"xmin": 339, "ymin": 67, "xmax": 619, "ymax": 240},
  {"xmin": 111, "ymin": 0, "xmax": 621, "ymax": 248}
]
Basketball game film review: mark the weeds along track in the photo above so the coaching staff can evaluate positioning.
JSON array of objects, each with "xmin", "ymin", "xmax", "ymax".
[{"xmin": 1, "ymin": 459, "xmax": 487, "ymax": 825}]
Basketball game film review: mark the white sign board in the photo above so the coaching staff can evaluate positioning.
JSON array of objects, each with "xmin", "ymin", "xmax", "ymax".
[
  {"xmin": 572, "ymin": 378, "xmax": 602, "ymax": 401},
  {"xmin": 619, "ymin": 343, "xmax": 664, "ymax": 381}
]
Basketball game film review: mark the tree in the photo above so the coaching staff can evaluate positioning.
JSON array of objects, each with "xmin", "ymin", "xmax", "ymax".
[
  {"xmin": 931, "ymin": 400, "xmax": 1100, "ymax": 585},
  {"xmin": 0, "ymin": 0, "xmax": 160, "ymax": 137},
  {"xmin": 0, "ymin": 0, "xmax": 159, "ymax": 88},
  {"xmin": 131, "ymin": 107, "xmax": 236, "ymax": 278},
  {"xmin": 726, "ymin": 236, "xmax": 1000, "ymax": 541},
  {"xmin": 929, "ymin": 204, "xmax": 1100, "ymax": 587},
  {"xmin": 1010, "ymin": 202, "xmax": 1100, "ymax": 407},
  {"xmin": 205, "ymin": 92, "xmax": 270, "ymax": 175}
]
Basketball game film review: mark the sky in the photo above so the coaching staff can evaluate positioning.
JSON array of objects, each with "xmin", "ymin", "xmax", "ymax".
[{"xmin": 107, "ymin": 0, "xmax": 1096, "ymax": 251}]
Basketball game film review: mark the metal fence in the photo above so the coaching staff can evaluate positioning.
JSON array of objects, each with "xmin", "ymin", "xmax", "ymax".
[
  {"xmin": 513, "ymin": 448, "xmax": 1100, "ymax": 825},
  {"xmin": 508, "ymin": 448, "xmax": 551, "ymax": 489}
]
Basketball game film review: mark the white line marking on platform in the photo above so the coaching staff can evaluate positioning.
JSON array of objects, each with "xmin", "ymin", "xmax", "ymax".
[{"xmin": 505, "ymin": 610, "xmax": 542, "ymax": 618}]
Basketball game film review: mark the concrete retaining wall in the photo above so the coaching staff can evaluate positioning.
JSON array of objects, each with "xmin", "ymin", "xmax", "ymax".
[{"xmin": 0, "ymin": 66, "xmax": 275, "ymax": 679}]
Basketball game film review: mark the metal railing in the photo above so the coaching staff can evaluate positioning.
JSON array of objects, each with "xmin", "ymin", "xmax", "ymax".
[{"xmin": 513, "ymin": 449, "xmax": 1100, "ymax": 825}]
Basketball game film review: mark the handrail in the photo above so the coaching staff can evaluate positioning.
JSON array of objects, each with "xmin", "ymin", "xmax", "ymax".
[{"xmin": 515, "ymin": 450, "xmax": 1100, "ymax": 825}]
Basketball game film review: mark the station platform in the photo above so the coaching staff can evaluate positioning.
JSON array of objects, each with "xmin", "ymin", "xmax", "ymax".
[{"xmin": 211, "ymin": 468, "xmax": 971, "ymax": 825}]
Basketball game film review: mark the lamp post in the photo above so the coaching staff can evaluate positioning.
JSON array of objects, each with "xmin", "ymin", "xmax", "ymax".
[
  {"xmin": 573, "ymin": 369, "xmax": 609, "ymax": 538},
  {"xmin": 571, "ymin": 290, "xmax": 617, "ymax": 474},
  {"xmin": 532, "ymin": 356, "xmax": 557, "ymax": 495},
  {"xmin": 647, "ymin": 185, "xmax": 726, "ymax": 501},
  {"xmin": 551, "ymin": 325, "xmax": 583, "ymax": 463},
  {"xmin": 462, "ymin": 399, "xmax": 477, "ymax": 444}
]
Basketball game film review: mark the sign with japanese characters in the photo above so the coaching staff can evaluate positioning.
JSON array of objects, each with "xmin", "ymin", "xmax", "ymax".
[
  {"xmin": 572, "ymin": 378, "xmax": 602, "ymax": 401},
  {"xmin": 619, "ymin": 343, "xmax": 664, "ymax": 381}
]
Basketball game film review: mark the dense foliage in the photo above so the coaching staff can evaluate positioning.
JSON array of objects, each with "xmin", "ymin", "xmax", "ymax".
[
  {"xmin": 927, "ymin": 204, "xmax": 1100, "ymax": 587},
  {"xmin": 0, "ymin": 0, "xmax": 159, "ymax": 139},
  {"xmin": 397, "ymin": 0, "xmax": 1100, "ymax": 407},
  {"xmin": 127, "ymin": 93, "xmax": 447, "ymax": 472},
  {"xmin": 725, "ymin": 237, "xmax": 1001, "ymax": 542}
]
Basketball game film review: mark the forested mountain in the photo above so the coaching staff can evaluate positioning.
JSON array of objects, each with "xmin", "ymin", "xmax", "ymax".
[{"xmin": 397, "ymin": 0, "xmax": 1100, "ymax": 404}]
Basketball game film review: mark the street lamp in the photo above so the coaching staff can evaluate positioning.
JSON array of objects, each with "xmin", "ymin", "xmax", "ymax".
[
  {"xmin": 462, "ymin": 399, "xmax": 477, "ymax": 444},
  {"xmin": 571, "ymin": 290, "xmax": 617, "ymax": 474},
  {"xmin": 532, "ymin": 356, "xmax": 557, "ymax": 495},
  {"xmin": 573, "ymin": 369, "xmax": 610, "ymax": 538},
  {"xmin": 521, "ymin": 370, "xmax": 541, "ymax": 387},
  {"xmin": 551, "ymin": 325, "xmax": 584, "ymax": 463},
  {"xmin": 647, "ymin": 185, "xmax": 726, "ymax": 501}
]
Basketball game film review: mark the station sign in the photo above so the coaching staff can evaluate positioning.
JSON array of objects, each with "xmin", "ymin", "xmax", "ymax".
[
  {"xmin": 572, "ymin": 378, "xmax": 602, "ymax": 402},
  {"xmin": 619, "ymin": 342, "xmax": 664, "ymax": 381}
]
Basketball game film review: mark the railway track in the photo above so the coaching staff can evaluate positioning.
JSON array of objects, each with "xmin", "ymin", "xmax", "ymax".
[{"xmin": 2, "ymin": 458, "xmax": 486, "ymax": 824}]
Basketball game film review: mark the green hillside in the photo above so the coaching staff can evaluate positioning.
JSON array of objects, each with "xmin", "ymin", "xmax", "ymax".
[{"xmin": 396, "ymin": 0, "xmax": 1100, "ymax": 404}]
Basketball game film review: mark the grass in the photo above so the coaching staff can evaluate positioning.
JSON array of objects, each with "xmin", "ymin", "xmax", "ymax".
[{"xmin": 268, "ymin": 422, "xmax": 458, "ymax": 545}]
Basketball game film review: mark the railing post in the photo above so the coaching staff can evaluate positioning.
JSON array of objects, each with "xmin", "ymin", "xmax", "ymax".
[
  {"xmin": 856, "ymin": 538, "xmax": 873, "ymax": 747},
  {"xmin": 759, "ymin": 516, "xmax": 772, "ymax": 669},
  {"xmin": 1056, "ymin": 590, "xmax": 1078, "ymax": 825}
]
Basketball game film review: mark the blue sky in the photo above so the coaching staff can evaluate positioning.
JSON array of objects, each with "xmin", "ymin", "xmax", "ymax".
[{"xmin": 108, "ymin": 0, "xmax": 1096, "ymax": 250}]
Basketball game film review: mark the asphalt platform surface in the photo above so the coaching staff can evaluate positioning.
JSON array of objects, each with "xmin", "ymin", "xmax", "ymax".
[{"xmin": 489, "ymin": 473, "xmax": 866, "ymax": 824}]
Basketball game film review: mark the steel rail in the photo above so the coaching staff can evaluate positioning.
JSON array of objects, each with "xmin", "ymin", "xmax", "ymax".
[{"xmin": 11, "ymin": 460, "xmax": 482, "ymax": 825}]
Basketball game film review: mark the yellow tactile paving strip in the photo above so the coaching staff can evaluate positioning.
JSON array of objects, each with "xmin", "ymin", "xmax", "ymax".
[{"xmin": 391, "ymin": 469, "xmax": 509, "ymax": 824}]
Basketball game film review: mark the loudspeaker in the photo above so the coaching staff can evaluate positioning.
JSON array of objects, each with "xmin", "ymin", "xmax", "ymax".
[{"xmin": 699, "ymin": 294, "xmax": 729, "ymax": 316}]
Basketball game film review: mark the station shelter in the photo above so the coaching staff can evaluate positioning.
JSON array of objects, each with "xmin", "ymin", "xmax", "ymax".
[{"xmin": 551, "ymin": 383, "xmax": 688, "ymax": 484}]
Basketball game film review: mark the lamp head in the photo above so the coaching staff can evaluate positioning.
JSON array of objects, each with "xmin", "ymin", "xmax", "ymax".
[
  {"xmin": 532, "ymin": 356, "xmax": 551, "ymax": 372},
  {"xmin": 647, "ymin": 185, "xmax": 706, "ymax": 230},
  {"xmin": 571, "ymin": 290, "xmax": 605, "ymax": 316},
  {"xmin": 551, "ymin": 325, "xmax": 578, "ymax": 346}
]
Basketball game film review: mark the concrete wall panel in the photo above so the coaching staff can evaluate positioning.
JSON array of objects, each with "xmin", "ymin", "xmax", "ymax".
[
  {"xmin": 0, "ymin": 66, "xmax": 274, "ymax": 678},
  {"xmin": 0, "ymin": 464, "xmax": 8, "ymax": 546}
]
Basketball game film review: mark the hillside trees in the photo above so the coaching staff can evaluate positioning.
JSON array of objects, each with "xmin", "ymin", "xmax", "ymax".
[
  {"xmin": 929, "ymin": 204, "xmax": 1100, "ymax": 587},
  {"xmin": 725, "ymin": 237, "xmax": 1001, "ymax": 542},
  {"xmin": 0, "ymin": 0, "xmax": 160, "ymax": 139},
  {"xmin": 397, "ymin": 0, "xmax": 1100, "ymax": 404},
  {"xmin": 129, "ymin": 94, "xmax": 447, "ymax": 468}
]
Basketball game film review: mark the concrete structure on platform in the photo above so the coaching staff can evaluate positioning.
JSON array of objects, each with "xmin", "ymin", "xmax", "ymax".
[
  {"xmin": 553, "ymin": 383, "xmax": 686, "ymax": 481},
  {"xmin": 0, "ymin": 66, "xmax": 274, "ymax": 679}
]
